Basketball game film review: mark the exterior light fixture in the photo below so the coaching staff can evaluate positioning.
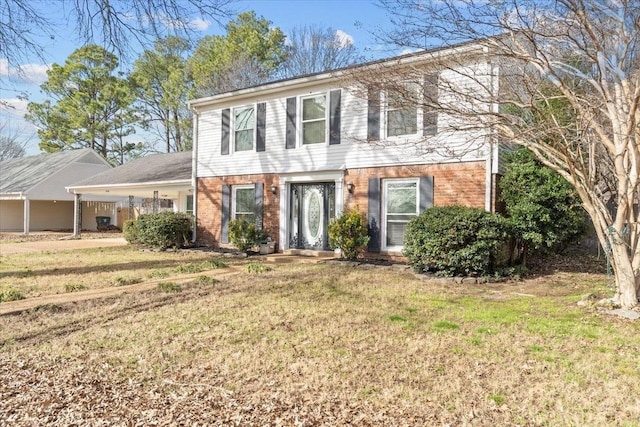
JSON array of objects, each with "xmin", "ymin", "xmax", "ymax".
[
  {"xmin": 347, "ymin": 181, "xmax": 354, "ymax": 193},
  {"xmin": 271, "ymin": 183, "xmax": 277, "ymax": 194}
]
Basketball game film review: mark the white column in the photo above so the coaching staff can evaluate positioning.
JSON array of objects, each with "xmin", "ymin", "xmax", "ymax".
[
  {"xmin": 23, "ymin": 199, "xmax": 30, "ymax": 235},
  {"xmin": 73, "ymin": 193, "xmax": 82, "ymax": 237}
]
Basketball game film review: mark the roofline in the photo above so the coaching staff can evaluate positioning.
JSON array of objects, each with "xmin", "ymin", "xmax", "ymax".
[
  {"xmin": 66, "ymin": 179, "xmax": 192, "ymax": 193},
  {"xmin": 188, "ymin": 37, "xmax": 491, "ymax": 110}
]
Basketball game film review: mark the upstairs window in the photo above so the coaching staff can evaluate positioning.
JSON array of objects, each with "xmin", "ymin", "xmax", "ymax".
[
  {"xmin": 302, "ymin": 94, "xmax": 326, "ymax": 145},
  {"xmin": 234, "ymin": 106, "xmax": 254, "ymax": 151},
  {"xmin": 386, "ymin": 83, "xmax": 418, "ymax": 137}
]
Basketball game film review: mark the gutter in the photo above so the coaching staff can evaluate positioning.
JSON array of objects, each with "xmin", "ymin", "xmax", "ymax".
[{"xmin": 191, "ymin": 108, "xmax": 199, "ymax": 243}]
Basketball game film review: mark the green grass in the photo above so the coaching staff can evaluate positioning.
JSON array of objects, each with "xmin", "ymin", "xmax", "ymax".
[{"xmin": 0, "ymin": 251, "xmax": 637, "ymax": 425}]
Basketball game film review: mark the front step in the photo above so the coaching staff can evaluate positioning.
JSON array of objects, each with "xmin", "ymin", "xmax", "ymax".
[{"xmin": 282, "ymin": 249, "xmax": 336, "ymax": 258}]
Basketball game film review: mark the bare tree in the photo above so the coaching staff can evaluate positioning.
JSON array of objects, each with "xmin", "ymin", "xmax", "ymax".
[
  {"xmin": 360, "ymin": 0, "xmax": 639, "ymax": 307},
  {"xmin": 0, "ymin": 0, "xmax": 232, "ymax": 67},
  {"xmin": 279, "ymin": 25, "xmax": 364, "ymax": 78},
  {"xmin": 0, "ymin": 122, "xmax": 31, "ymax": 161}
]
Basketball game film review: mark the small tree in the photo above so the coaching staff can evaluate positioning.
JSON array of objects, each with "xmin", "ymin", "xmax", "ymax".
[
  {"xmin": 328, "ymin": 209, "xmax": 370, "ymax": 260},
  {"xmin": 500, "ymin": 148, "xmax": 587, "ymax": 266}
]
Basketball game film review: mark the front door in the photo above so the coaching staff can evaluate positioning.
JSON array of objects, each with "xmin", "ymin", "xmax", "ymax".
[{"xmin": 289, "ymin": 182, "xmax": 335, "ymax": 250}]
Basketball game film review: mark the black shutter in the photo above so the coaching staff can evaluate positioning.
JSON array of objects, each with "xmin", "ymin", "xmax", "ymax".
[
  {"xmin": 367, "ymin": 177, "xmax": 381, "ymax": 253},
  {"xmin": 419, "ymin": 176, "xmax": 434, "ymax": 212},
  {"xmin": 367, "ymin": 88, "xmax": 380, "ymax": 141},
  {"xmin": 256, "ymin": 102, "xmax": 266, "ymax": 152},
  {"xmin": 221, "ymin": 108, "xmax": 230, "ymax": 155},
  {"xmin": 423, "ymin": 74, "xmax": 438, "ymax": 136},
  {"xmin": 254, "ymin": 182, "xmax": 264, "ymax": 229},
  {"xmin": 286, "ymin": 97, "xmax": 297, "ymax": 149},
  {"xmin": 329, "ymin": 89, "xmax": 341, "ymax": 145},
  {"xmin": 221, "ymin": 184, "xmax": 231, "ymax": 243}
]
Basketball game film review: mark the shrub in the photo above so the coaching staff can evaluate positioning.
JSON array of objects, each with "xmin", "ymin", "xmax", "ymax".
[
  {"xmin": 133, "ymin": 212, "xmax": 193, "ymax": 250},
  {"xmin": 500, "ymin": 148, "xmax": 587, "ymax": 265},
  {"xmin": 403, "ymin": 206, "xmax": 510, "ymax": 276},
  {"xmin": 123, "ymin": 219, "xmax": 139, "ymax": 243},
  {"xmin": 228, "ymin": 218, "xmax": 267, "ymax": 252},
  {"xmin": 328, "ymin": 208, "xmax": 370, "ymax": 260}
]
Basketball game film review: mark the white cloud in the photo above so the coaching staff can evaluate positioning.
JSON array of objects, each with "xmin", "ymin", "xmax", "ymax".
[
  {"xmin": 400, "ymin": 47, "xmax": 420, "ymax": 55},
  {"xmin": 0, "ymin": 98, "xmax": 30, "ymax": 118},
  {"xmin": 335, "ymin": 30, "xmax": 354, "ymax": 48},
  {"xmin": 190, "ymin": 17, "xmax": 211, "ymax": 31},
  {"xmin": 0, "ymin": 58, "xmax": 50, "ymax": 85}
]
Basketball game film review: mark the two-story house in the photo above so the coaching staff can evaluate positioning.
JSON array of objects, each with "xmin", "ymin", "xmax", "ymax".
[{"xmin": 189, "ymin": 39, "xmax": 504, "ymax": 257}]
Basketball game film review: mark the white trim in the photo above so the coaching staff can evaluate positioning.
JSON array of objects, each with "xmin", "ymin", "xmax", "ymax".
[
  {"xmin": 232, "ymin": 104, "xmax": 256, "ymax": 153},
  {"xmin": 231, "ymin": 184, "xmax": 255, "ymax": 220},
  {"xmin": 381, "ymin": 178, "xmax": 420, "ymax": 252},
  {"xmin": 299, "ymin": 92, "xmax": 329, "ymax": 146},
  {"xmin": 278, "ymin": 170, "xmax": 345, "ymax": 250}
]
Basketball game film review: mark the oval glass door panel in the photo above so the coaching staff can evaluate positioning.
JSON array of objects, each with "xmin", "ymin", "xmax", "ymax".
[{"xmin": 304, "ymin": 188, "xmax": 323, "ymax": 244}]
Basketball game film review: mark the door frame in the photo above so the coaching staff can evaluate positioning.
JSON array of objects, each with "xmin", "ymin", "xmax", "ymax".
[{"xmin": 278, "ymin": 170, "xmax": 345, "ymax": 251}]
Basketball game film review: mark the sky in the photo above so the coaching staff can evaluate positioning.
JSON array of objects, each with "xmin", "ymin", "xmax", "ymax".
[{"xmin": 0, "ymin": 0, "xmax": 401, "ymax": 156}]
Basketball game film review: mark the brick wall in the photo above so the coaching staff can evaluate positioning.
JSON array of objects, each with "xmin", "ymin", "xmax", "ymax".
[
  {"xmin": 196, "ymin": 161, "xmax": 488, "ymax": 250},
  {"xmin": 196, "ymin": 174, "xmax": 280, "ymax": 248},
  {"xmin": 343, "ymin": 161, "xmax": 487, "ymax": 214}
]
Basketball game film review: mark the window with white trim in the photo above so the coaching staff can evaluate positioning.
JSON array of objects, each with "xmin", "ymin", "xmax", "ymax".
[
  {"xmin": 301, "ymin": 94, "xmax": 326, "ymax": 145},
  {"xmin": 382, "ymin": 179, "xmax": 419, "ymax": 249},
  {"xmin": 234, "ymin": 106, "xmax": 255, "ymax": 151},
  {"xmin": 385, "ymin": 83, "xmax": 420, "ymax": 137},
  {"xmin": 232, "ymin": 185, "xmax": 256, "ymax": 223}
]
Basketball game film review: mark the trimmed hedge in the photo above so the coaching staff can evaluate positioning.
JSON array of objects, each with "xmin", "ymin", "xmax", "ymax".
[
  {"xmin": 124, "ymin": 212, "xmax": 193, "ymax": 250},
  {"xmin": 403, "ymin": 206, "xmax": 510, "ymax": 276}
]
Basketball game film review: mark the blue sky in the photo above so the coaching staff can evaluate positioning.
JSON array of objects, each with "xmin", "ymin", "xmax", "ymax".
[{"xmin": 0, "ymin": 0, "xmax": 399, "ymax": 155}]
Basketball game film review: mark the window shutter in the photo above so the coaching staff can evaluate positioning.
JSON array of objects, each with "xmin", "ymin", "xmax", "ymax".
[
  {"xmin": 286, "ymin": 97, "xmax": 297, "ymax": 149},
  {"xmin": 367, "ymin": 177, "xmax": 381, "ymax": 253},
  {"xmin": 419, "ymin": 176, "xmax": 434, "ymax": 212},
  {"xmin": 256, "ymin": 102, "xmax": 266, "ymax": 152},
  {"xmin": 423, "ymin": 74, "xmax": 438, "ymax": 136},
  {"xmin": 367, "ymin": 88, "xmax": 380, "ymax": 141},
  {"xmin": 254, "ymin": 182, "xmax": 264, "ymax": 228},
  {"xmin": 221, "ymin": 184, "xmax": 231, "ymax": 243},
  {"xmin": 329, "ymin": 89, "xmax": 341, "ymax": 145},
  {"xmin": 221, "ymin": 108, "xmax": 230, "ymax": 155}
]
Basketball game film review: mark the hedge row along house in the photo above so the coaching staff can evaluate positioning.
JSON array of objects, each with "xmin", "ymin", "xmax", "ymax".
[{"xmin": 189, "ymin": 39, "xmax": 508, "ymax": 257}]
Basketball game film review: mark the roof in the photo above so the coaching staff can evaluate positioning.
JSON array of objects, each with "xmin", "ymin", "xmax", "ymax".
[
  {"xmin": 70, "ymin": 151, "xmax": 192, "ymax": 187},
  {"xmin": 0, "ymin": 148, "xmax": 108, "ymax": 195},
  {"xmin": 189, "ymin": 37, "xmax": 490, "ymax": 109}
]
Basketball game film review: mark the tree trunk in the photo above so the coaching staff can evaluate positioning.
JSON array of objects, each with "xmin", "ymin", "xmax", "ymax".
[{"xmin": 609, "ymin": 236, "xmax": 638, "ymax": 308}]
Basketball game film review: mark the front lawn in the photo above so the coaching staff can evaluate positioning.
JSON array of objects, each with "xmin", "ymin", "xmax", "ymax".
[{"xmin": 0, "ymin": 249, "xmax": 638, "ymax": 425}]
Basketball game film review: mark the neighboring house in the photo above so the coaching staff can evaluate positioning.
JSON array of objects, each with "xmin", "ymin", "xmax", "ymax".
[
  {"xmin": 0, "ymin": 149, "xmax": 117, "ymax": 234},
  {"xmin": 189, "ymin": 40, "xmax": 505, "ymax": 256},
  {"xmin": 67, "ymin": 151, "xmax": 193, "ymax": 234}
]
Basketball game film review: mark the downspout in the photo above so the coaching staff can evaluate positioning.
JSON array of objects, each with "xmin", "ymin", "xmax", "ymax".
[
  {"xmin": 484, "ymin": 47, "xmax": 496, "ymax": 212},
  {"xmin": 190, "ymin": 107, "xmax": 199, "ymax": 243}
]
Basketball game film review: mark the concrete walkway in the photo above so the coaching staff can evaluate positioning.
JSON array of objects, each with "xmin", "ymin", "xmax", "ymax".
[{"xmin": 0, "ymin": 237, "xmax": 128, "ymax": 255}]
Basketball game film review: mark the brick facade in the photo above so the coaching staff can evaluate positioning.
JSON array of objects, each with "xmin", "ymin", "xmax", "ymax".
[{"xmin": 196, "ymin": 161, "xmax": 488, "ymax": 251}]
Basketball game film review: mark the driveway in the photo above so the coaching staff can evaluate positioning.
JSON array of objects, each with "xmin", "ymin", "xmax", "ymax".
[{"xmin": 0, "ymin": 237, "xmax": 128, "ymax": 255}]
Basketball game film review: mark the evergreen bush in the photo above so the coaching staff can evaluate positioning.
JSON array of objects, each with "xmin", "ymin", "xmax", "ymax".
[
  {"xmin": 130, "ymin": 212, "xmax": 193, "ymax": 250},
  {"xmin": 228, "ymin": 218, "xmax": 267, "ymax": 252},
  {"xmin": 328, "ymin": 208, "xmax": 370, "ymax": 260},
  {"xmin": 403, "ymin": 206, "xmax": 510, "ymax": 276},
  {"xmin": 122, "ymin": 219, "xmax": 139, "ymax": 243}
]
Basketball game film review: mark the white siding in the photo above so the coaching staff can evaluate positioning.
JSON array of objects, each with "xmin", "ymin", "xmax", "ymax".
[{"xmin": 196, "ymin": 58, "xmax": 494, "ymax": 178}]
